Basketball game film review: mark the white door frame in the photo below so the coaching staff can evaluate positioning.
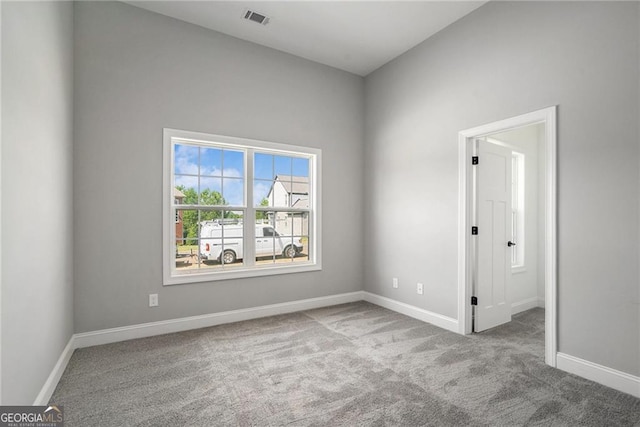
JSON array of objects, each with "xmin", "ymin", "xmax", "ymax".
[{"xmin": 457, "ymin": 106, "xmax": 557, "ymax": 367}]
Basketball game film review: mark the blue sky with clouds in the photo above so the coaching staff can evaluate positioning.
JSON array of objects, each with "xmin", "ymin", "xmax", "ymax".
[{"xmin": 174, "ymin": 144, "xmax": 309, "ymax": 206}]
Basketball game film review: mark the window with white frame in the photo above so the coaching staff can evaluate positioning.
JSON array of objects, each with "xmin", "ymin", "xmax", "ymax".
[
  {"xmin": 511, "ymin": 152, "xmax": 525, "ymax": 269},
  {"xmin": 163, "ymin": 129, "xmax": 321, "ymax": 285}
]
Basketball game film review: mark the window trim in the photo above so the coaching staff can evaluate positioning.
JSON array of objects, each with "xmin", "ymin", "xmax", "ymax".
[{"xmin": 163, "ymin": 128, "xmax": 322, "ymax": 285}]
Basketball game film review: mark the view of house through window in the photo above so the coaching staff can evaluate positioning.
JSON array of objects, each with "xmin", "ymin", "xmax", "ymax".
[
  {"xmin": 253, "ymin": 153, "xmax": 310, "ymax": 265},
  {"xmin": 165, "ymin": 130, "xmax": 320, "ymax": 284}
]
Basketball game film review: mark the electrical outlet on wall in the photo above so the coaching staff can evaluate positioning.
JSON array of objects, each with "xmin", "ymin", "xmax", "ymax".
[
  {"xmin": 392, "ymin": 278, "xmax": 398, "ymax": 289},
  {"xmin": 149, "ymin": 293, "xmax": 159, "ymax": 307},
  {"xmin": 417, "ymin": 283, "xmax": 423, "ymax": 295}
]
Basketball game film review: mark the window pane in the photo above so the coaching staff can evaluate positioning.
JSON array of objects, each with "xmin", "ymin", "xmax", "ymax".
[
  {"xmin": 255, "ymin": 214, "xmax": 277, "ymax": 265},
  {"xmin": 175, "ymin": 238, "xmax": 199, "ymax": 270},
  {"xmin": 277, "ymin": 211, "xmax": 309, "ymax": 248},
  {"xmin": 511, "ymin": 212, "xmax": 517, "ymax": 265},
  {"xmin": 292, "ymin": 157, "xmax": 309, "ymax": 178},
  {"xmin": 255, "ymin": 212, "xmax": 309, "ymax": 265},
  {"xmin": 279, "ymin": 234, "xmax": 309, "ymax": 263},
  {"xmin": 175, "ymin": 145, "xmax": 246, "ymax": 208},
  {"xmin": 274, "ymin": 155, "xmax": 292, "ymax": 177},
  {"xmin": 176, "ymin": 209, "xmax": 243, "ymax": 271},
  {"xmin": 174, "ymin": 144, "xmax": 199, "ymax": 175},
  {"xmin": 174, "ymin": 176, "xmax": 198, "ymax": 198},
  {"xmin": 199, "ymin": 211, "xmax": 244, "ymax": 269},
  {"xmin": 198, "ymin": 209, "xmax": 222, "ymax": 223},
  {"xmin": 199, "ymin": 238, "xmax": 221, "ymax": 269},
  {"xmin": 254, "ymin": 152, "xmax": 273, "ymax": 180},
  {"xmin": 223, "ymin": 177, "xmax": 244, "ymax": 206},
  {"xmin": 290, "ymin": 179, "xmax": 309, "ymax": 209},
  {"xmin": 223, "ymin": 149, "xmax": 244, "ymax": 177},
  {"xmin": 199, "ymin": 178, "xmax": 223, "ymax": 205},
  {"xmin": 200, "ymin": 147, "xmax": 222, "ymax": 176},
  {"xmin": 177, "ymin": 209, "xmax": 198, "ymax": 243},
  {"xmin": 254, "ymin": 179, "xmax": 273, "ymax": 207},
  {"xmin": 261, "ymin": 175, "xmax": 310, "ymax": 208},
  {"xmin": 173, "ymin": 187, "xmax": 188, "ymax": 207},
  {"xmin": 271, "ymin": 178, "xmax": 290, "ymax": 208},
  {"xmin": 511, "ymin": 153, "xmax": 525, "ymax": 268}
]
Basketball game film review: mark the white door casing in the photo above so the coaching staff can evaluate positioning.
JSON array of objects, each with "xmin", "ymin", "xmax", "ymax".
[
  {"xmin": 458, "ymin": 106, "xmax": 557, "ymax": 367},
  {"xmin": 474, "ymin": 139, "xmax": 513, "ymax": 332}
]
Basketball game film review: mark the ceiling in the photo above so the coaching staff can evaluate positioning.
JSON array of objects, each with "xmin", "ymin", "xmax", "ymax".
[{"xmin": 125, "ymin": 1, "xmax": 487, "ymax": 76}]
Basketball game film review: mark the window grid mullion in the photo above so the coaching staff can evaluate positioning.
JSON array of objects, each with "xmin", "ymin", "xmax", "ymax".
[{"xmin": 244, "ymin": 148, "xmax": 256, "ymax": 266}]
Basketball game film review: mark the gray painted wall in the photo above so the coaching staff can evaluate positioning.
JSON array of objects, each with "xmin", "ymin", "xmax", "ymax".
[
  {"xmin": 637, "ymin": 4, "xmax": 640, "ymax": 376},
  {"xmin": 73, "ymin": 2, "xmax": 364, "ymax": 332},
  {"xmin": 364, "ymin": 1, "xmax": 640, "ymax": 376},
  {"xmin": 1, "ymin": 1, "xmax": 74, "ymax": 404}
]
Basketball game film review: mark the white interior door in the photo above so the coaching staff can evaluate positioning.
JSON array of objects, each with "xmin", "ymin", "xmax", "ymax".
[{"xmin": 475, "ymin": 139, "xmax": 513, "ymax": 332}]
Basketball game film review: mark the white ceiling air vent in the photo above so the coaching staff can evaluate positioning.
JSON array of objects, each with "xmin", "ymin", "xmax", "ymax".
[{"xmin": 243, "ymin": 9, "xmax": 270, "ymax": 26}]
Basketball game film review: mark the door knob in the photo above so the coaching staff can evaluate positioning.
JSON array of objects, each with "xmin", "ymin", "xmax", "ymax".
[{"xmin": 508, "ymin": 241, "xmax": 516, "ymax": 247}]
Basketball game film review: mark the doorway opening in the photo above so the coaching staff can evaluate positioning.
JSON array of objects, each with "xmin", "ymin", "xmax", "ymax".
[{"xmin": 457, "ymin": 106, "xmax": 557, "ymax": 367}]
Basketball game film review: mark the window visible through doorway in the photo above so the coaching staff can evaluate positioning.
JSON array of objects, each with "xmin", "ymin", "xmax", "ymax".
[{"xmin": 511, "ymin": 152, "xmax": 525, "ymax": 269}]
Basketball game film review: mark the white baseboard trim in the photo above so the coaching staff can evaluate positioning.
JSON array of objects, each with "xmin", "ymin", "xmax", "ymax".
[
  {"xmin": 556, "ymin": 352, "xmax": 640, "ymax": 398},
  {"xmin": 74, "ymin": 291, "xmax": 364, "ymax": 349},
  {"xmin": 537, "ymin": 296, "xmax": 545, "ymax": 308},
  {"xmin": 37, "ymin": 292, "xmax": 362, "ymax": 404},
  {"xmin": 71, "ymin": 289, "xmax": 458, "ymax": 350},
  {"xmin": 34, "ymin": 336, "xmax": 75, "ymax": 405},
  {"xmin": 362, "ymin": 291, "xmax": 458, "ymax": 333},
  {"xmin": 511, "ymin": 297, "xmax": 539, "ymax": 315},
  {"xmin": 37, "ymin": 294, "xmax": 639, "ymax": 407}
]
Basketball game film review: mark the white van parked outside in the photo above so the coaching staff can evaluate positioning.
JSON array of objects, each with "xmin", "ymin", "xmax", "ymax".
[{"xmin": 199, "ymin": 221, "xmax": 303, "ymax": 264}]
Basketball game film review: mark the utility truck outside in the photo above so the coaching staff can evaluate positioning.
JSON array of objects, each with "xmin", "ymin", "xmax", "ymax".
[{"xmin": 199, "ymin": 220, "xmax": 303, "ymax": 264}]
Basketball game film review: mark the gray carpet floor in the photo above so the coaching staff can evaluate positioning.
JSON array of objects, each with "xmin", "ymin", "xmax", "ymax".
[{"xmin": 51, "ymin": 302, "xmax": 640, "ymax": 426}]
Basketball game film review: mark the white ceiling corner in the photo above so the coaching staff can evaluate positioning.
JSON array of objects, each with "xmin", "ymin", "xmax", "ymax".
[{"xmin": 124, "ymin": 1, "xmax": 487, "ymax": 76}]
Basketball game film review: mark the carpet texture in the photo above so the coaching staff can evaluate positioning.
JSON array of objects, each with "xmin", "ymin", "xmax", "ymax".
[{"xmin": 51, "ymin": 302, "xmax": 640, "ymax": 426}]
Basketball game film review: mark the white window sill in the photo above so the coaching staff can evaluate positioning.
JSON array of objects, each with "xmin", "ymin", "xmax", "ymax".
[{"xmin": 164, "ymin": 262, "xmax": 321, "ymax": 285}]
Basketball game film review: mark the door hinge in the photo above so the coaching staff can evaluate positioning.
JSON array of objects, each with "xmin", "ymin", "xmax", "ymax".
[
  {"xmin": 471, "ymin": 226, "xmax": 478, "ymax": 235},
  {"xmin": 471, "ymin": 296, "xmax": 478, "ymax": 306},
  {"xmin": 472, "ymin": 156, "xmax": 479, "ymax": 165}
]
